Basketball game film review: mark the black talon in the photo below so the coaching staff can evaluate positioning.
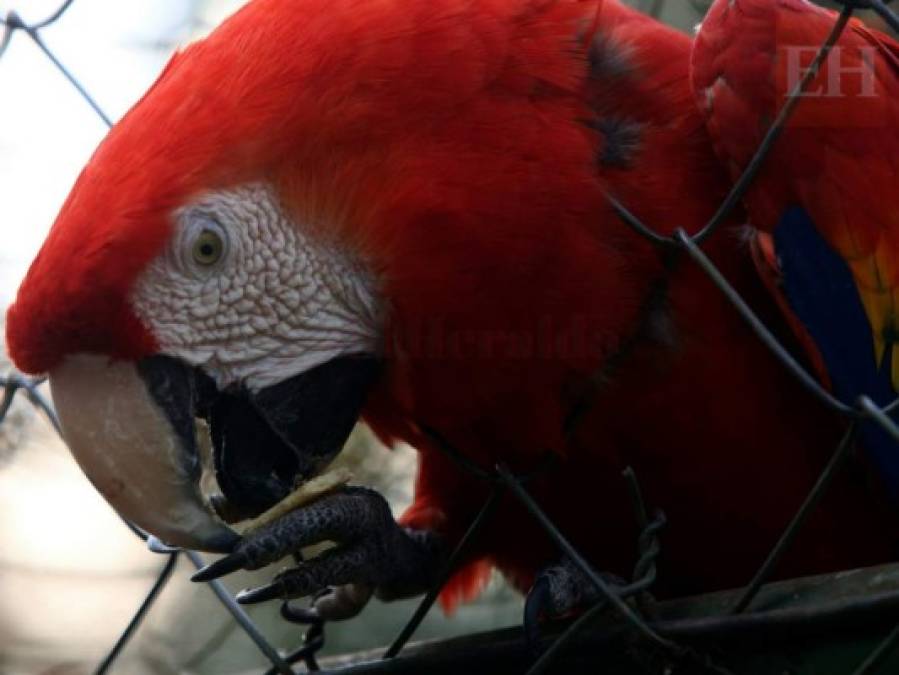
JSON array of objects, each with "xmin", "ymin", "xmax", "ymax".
[
  {"xmin": 236, "ymin": 582, "xmax": 285, "ymax": 604},
  {"xmin": 187, "ymin": 488, "xmax": 443, "ymax": 618},
  {"xmin": 281, "ymin": 600, "xmax": 321, "ymax": 624},
  {"xmin": 191, "ymin": 551, "xmax": 249, "ymax": 582},
  {"xmin": 524, "ymin": 574, "xmax": 552, "ymax": 657},
  {"xmin": 146, "ymin": 535, "xmax": 180, "ymax": 554}
]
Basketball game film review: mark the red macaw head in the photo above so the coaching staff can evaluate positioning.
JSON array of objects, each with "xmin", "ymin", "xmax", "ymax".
[
  {"xmin": 7, "ymin": 0, "xmax": 402, "ymax": 550},
  {"xmin": 5, "ymin": 0, "xmax": 624, "ymax": 550}
]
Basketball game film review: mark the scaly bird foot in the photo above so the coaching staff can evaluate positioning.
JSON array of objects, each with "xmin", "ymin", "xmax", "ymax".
[
  {"xmin": 192, "ymin": 486, "xmax": 445, "ymax": 621},
  {"xmin": 524, "ymin": 558, "xmax": 627, "ymax": 654}
]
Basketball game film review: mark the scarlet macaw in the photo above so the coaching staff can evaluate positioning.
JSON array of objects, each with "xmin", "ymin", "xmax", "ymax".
[
  {"xmin": 693, "ymin": 0, "xmax": 899, "ymax": 498},
  {"xmin": 5, "ymin": 0, "xmax": 895, "ymax": 619}
]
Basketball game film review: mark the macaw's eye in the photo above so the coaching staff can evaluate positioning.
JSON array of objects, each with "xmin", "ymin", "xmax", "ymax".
[{"xmin": 192, "ymin": 229, "xmax": 225, "ymax": 266}]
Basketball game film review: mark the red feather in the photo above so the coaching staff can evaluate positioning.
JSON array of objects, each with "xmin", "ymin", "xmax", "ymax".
[
  {"xmin": 8, "ymin": 0, "xmax": 897, "ymax": 609},
  {"xmin": 693, "ymin": 0, "xmax": 899, "ymax": 386}
]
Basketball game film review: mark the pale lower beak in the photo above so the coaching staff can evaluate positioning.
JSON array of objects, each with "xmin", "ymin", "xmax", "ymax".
[{"xmin": 48, "ymin": 353, "xmax": 238, "ymax": 552}]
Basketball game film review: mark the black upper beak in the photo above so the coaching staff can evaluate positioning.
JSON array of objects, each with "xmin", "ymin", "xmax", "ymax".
[{"xmin": 200, "ymin": 354, "xmax": 381, "ymax": 520}]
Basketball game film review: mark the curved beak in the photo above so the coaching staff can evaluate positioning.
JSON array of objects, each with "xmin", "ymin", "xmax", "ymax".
[
  {"xmin": 48, "ymin": 354, "xmax": 238, "ymax": 552},
  {"xmin": 47, "ymin": 351, "xmax": 381, "ymax": 553}
]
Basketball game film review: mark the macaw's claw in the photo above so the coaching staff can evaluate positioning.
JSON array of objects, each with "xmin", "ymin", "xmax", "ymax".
[
  {"xmin": 236, "ymin": 546, "xmax": 374, "ymax": 605},
  {"xmin": 281, "ymin": 599, "xmax": 322, "ymax": 624},
  {"xmin": 308, "ymin": 584, "xmax": 374, "ymax": 621},
  {"xmin": 193, "ymin": 486, "xmax": 445, "ymax": 621},
  {"xmin": 523, "ymin": 558, "xmax": 627, "ymax": 654},
  {"xmin": 524, "ymin": 573, "xmax": 552, "ymax": 656},
  {"xmin": 146, "ymin": 535, "xmax": 180, "ymax": 555},
  {"xmin": 192, "ymin": 551, "xmax": 249, "ymax": 582},
  {"xmin": 272, "ymin": 586, "xmax": 374, "ymax": 624}
]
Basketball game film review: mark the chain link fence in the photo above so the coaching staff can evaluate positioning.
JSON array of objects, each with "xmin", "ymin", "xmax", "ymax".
[{"xmin": 3, "ymin": 0, "xmax": 899, "ymax": 673}]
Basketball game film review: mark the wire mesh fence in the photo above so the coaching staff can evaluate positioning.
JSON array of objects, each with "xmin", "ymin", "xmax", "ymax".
[{"xmin": 3, "ymin": 0, "xmax": 899, "ymax": 673}]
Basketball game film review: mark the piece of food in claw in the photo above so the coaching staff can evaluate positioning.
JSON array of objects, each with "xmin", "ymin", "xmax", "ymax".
[{"xmin": 233, "ymin": 467, "xmax": 353, "ymax": 534}]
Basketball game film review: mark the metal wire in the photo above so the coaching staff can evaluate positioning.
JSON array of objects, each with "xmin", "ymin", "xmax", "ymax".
[
  {"xmin": 524, "ymin": 470, "xmax": 668, "ymax": 675},
  {"xmin": 0, "ymin": 3, "xmax": 306, "ymax": 673},
  {"xmin": 866, "ymin": 0, "xmax": 899, "ymax": 34},
  {"xmin": 494, "ymin": 465, "xmax": 680, "ymax": 653},
  {"xmin": 729, "ymin": 422, "xmax": 861, "ymax": 614},
  {"xmin": 383, "ymin": 486, "xmax": 505, "ymax": 659},
  {"xmin": 94, "ymin": 553, "xmax": 179, "ymax": 675},
  {"xmin": 851, "ymin": 622, "xmax": 899, "ymax": 675},
  {"xmin": 3, "ymin": 0, "xmax": 899, "ymax": 674}
]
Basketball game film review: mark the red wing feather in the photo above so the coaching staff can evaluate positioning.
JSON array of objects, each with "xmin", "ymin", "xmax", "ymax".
[{"xmin": 693, "ymin": 0, "xmax": 899, "ymax": 387}]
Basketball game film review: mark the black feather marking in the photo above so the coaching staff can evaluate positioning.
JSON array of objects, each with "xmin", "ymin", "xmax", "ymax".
[
  {"xmin": 587, "ymin": 117, "xmax": 644, "ymax": 169},
  {"xmin": 588, "ymin": 30, "xmax": 636, "ymax": 81}
]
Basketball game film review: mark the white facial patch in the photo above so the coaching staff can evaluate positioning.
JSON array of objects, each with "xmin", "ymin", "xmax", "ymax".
[{"xmin": 131, "ymin": 183, "xmax": 381, "ymax": 391}]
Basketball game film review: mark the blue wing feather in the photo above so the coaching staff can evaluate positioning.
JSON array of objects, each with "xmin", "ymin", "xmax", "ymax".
[{"xmin": 774, "ymin": 206, "xmax": 899, "ymax": 497}]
